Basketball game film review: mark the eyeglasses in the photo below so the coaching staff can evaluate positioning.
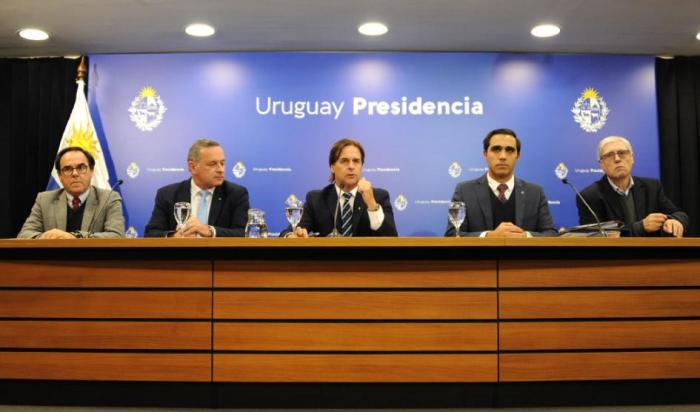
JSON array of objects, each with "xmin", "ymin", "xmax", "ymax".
[
  {"xmin": 59, "ymin": 164, "xmax": 89, "ymax": 176},
  {"xmin": 600, "ymin": 149, "xmax": 632, "ymax": 161}
]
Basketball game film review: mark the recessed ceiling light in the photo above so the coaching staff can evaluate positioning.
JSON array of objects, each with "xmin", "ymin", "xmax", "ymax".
[
  {"xmin": 696, "ymin": 31, "xmax": 700, "ymax": 40},
  {"xmin": 358, "ymin": 22, "xmax": 388, "ymax": 36},
  {"xmin": 18, "ymin": 28, "xmax": 49, "ymax": 41},
  {"xmin": 185, "ymin": 23, "xmax": 215, "ymax": 37},
  {"xmin": 531, "ymin": 24, "xmax": 560, "ymax": 38}
]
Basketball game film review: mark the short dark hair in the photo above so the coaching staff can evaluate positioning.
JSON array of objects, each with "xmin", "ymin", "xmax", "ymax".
[
  {"xmin": 328, "ymin": 138, "xmax": 365, "ymax": 183},
  {"xmin": 54, "ymin": 146, "xmax": 96, "ymax": 172},
  {"xmin": 483, "ymin": 128, "xmax": 521, "ymax": 154}
]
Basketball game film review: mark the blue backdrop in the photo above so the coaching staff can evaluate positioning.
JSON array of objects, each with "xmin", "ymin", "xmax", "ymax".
[{"xmin": 88, "ymin": 52, "xmax": 658, "ymax": 237}]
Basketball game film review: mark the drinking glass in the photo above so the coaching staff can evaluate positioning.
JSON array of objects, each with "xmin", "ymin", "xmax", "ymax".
[
  {"xmin": 174, "ymin": 202, "xmax": 191, "ymax": 232},
  {"xmin": 285, "ymin": 199, "xmax": 304, "ymax": 234},
  {"xmin": 448, "ymin": 201, "xmax": 466, "ymax": 237}
]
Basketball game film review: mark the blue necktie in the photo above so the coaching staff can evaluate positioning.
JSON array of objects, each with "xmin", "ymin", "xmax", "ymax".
[
  {"xmin": 340, "ymin": 192, "xmax": 353, "ymax": 237},
  {"xmin": 197, "ymin": 190, "xmax": 209, "ymax": 223}
]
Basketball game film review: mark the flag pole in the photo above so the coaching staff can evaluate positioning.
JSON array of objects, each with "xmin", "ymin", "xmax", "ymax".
[{"xmin": 77, "ymin": 56, "xmax": 87, "ymax": 81}]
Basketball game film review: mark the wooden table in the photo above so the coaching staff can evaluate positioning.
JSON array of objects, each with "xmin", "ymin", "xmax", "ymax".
[{"xmin": 1, "ymin": 237, "xmax": 699, "ymax": 406}]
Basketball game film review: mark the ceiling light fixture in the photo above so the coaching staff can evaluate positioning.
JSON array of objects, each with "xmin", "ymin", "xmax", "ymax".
[
  {"xmin": 358, "ymin": 22, "xmax": 388, "ymax": 36},
  {"xmin": 531, "ymin": 24, "xmax": 560, "ymax": 38},
  {"xmin": 185, "ymin": 23, "xmax": 215, "ymax": 37},
  {"xmin": 18, "ymin": 28, "xmax": 49, "ymax": 41},
  {"xmin": 696, "ymin": 31, "xmax": 700, "ymax": 40}
]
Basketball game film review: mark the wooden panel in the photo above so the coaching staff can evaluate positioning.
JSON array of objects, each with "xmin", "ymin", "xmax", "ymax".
[
  {"xmin": 500, "ymin": 290, "xmax": 700, "ymax": 319},
  {"xmin": 215, "ymin": 322, "xmax": 496, "ymax": 351},
  {"xmin": 0, "ymin": 321, "xmax": 211, "ymax": 350},
  {"xmin": 501, "ymin": 320, "xmax": 700, "ymax": 350},
  {"xmin": 0, "ymin": 260, "xmax": 211, "ymax": 287},
  {"xmin": 0, "ymin": 352, "xmax": 210, "ymax": 381},
  {"xmin": 215, "ymin": 291, "xmax": 496, "ymax": 319},
  {"xmin": 215, "ymin": 354, "xmax": 496, "ymax": 382},
  {"xmin": 501, "ymin": 351, "xmax": 700, "ymax": 381},
  {"xmin": 0, "ymin": 291, "xmax": 211, "ymax": 319},
  {"xmin": 500, "ymin": 260, "xmax": 700, "ymax": 287},
  {"xmin": 216, "ymin": 260, "xmax": 496, "ymax": 288}
]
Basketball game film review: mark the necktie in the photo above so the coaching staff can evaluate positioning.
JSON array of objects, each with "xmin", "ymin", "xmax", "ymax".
[
  {"xmin": 71, "ymin": 197, "xmax": 81, "ymax": 211},
  {"xmin": 497, "ymin": 183, "xmax": 508, "ymax": 203},
  {"xmin": 197, "ymin": 190, "xmax": 209, "ymax": 223},
  {"xmin": 340, "ymin": 192, "xmax": 353, "ymax": 237}
]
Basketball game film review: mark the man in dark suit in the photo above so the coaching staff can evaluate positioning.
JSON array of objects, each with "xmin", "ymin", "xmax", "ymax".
[
  {"xmin": 445, "ymin": 128, "xmax": 556, "ymax": 237},
  {"xmin": 283, "ymin": 138, "xmax": 398, "ymax": 237},
  {"xmin": 145, "ymin": 139, "xmax": 249, "ymax": 237},
  {"xmin": 577, "ymin": 136, "xmax": 688, "ymax": 237}
]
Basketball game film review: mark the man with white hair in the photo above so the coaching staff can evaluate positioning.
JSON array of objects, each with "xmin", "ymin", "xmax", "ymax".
[{"xmin": 577, "ymin": 136, "xmax": 689, "ymax": 237}]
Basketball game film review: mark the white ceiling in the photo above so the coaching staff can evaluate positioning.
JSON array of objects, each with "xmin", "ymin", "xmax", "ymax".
[{"xmin": 1, "ymin": 0, "xmax": 699, "ymax": 58}]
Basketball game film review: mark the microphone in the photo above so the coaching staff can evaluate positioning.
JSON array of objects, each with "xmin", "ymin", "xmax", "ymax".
[
  {"xmin": 85, "ymin": 179, "xmax": 124, "ymax": 238},
  {"xmin": 328, "ymin": 182, "xmax": 345, "ymax": 237},
  {"xmin": 561, "ymin": 177, "xmax": 606, "ymax": 237}
]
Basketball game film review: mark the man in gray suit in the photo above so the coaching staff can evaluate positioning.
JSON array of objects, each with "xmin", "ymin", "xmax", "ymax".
[
  {"xmin": 17, "ymin": 147, "xmax": 124, "ymax": 239},
  {"xmin": 445, "ymin": 128, "xmax": 556, "ymax": 237}
]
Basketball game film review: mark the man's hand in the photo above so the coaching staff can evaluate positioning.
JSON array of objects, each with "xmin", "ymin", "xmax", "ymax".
[
  {"xmin": 180, "ymin": 217, "xmax": 213, "ymax": 237},
  {"xmin": 357, "ymin": 178, "xmax": 379, "ymax": 211},
  {"xmin": 642, "ymin": 213, "xmax": 668, "ymax": 233},
  {"xmin": 663, "ymin": 218, "xmax": 684, "ymax": 238},
  {"xmin": 286, "ymin": 227, "xmax": 309, "ymax": 238},
  {"xmin": 39, "ymin": 229, "xmax": 76, "ymax": 239},
  {"xmin": 486, "ymin": 222, "xmax": 526, "ymax": 238}
]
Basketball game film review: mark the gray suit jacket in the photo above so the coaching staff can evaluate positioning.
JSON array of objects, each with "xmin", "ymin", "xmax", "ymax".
[
  {"xmin": 17, "ymin": 186, "xmax": 125, "ymax": 239},
  {"xmin": 445, "ymin": 174, "xmax": 556, "ymax": 237}
]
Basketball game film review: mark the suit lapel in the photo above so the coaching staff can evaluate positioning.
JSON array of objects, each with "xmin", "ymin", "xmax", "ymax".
[
  {"xmin": 351, "ymin": 193, "xmax": 365, "ymax": 234},
  {"xmin": 475, "ymin": 176, "xmax": 493, "ymax": 230},
  {"xmin": 208, "ymin": 185, "xmax": 225, "ymax": 225},
  {"xmin": 600, "ymin": 178, "xmax": 625, "ymax": 220},
  {"xmin": 324, "ymin": 185, "xmax": 339, "ymax": 229},
  {"xmin": 630, "ymin": 178, "xmax": 647, "ymax": 221},
  {"xmin": 80, "ymin": 188, "xmax": 98, "ymax": 232},
  {"xmin": 514, "ymin": 178, "xmax": 526, "ymax": 227},
  {"xmin": 54, "ymin": 191, "xmax": 68, "ymax": 231}
]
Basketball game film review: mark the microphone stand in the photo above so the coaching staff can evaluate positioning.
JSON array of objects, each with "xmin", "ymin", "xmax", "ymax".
[
  {"xmin": 562, "ymin": 178, "xmax": 607, "ymax": 237},
  {"xmin": 328, "ymin": 182, "xmax": 345, "ymax": 237}
]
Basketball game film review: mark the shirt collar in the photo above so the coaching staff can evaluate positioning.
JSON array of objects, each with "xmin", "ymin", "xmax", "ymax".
[
  {"xmin": 335, "ymin": 185, "xmax": 358, "ymax": 199},
  {"xmin": 607, "ymin": 176, "xmax": 635, "ymax": 196},
  {"xmin": 191, "ymin": 179, "xmax": 215, "ymax": 197},
  {"xmin": 66, "ymin": 188, "xmax": 90, "ymax": 205},
  {"xmin": 486, "ymin": 174, "xmax": 515, "ymax": 194}
]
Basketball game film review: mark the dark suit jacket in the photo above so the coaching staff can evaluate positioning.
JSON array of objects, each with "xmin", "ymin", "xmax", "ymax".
[
  {"xmin": 577, "ymin": 176, "xmax": 689, "ymax": 236},
  {"xmin": 445, "ymin": 174, "xmax": 556, "ymax": 237},
  {"xmin": 281, "ymin": 184, "xmax": 398, "ymax": 237},
  {"xmin": 144, "ymin": 179, "xmax": 249, "ymax": 237}
]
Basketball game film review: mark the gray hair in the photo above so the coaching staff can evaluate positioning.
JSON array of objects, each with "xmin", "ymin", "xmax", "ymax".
[
  {"xmin": 187, "ymin": 139, "xmax": 221, "ymax": 163},
  {"xmin": 598, "ymin": 136, "xmax": 633, "ymax": 160}
]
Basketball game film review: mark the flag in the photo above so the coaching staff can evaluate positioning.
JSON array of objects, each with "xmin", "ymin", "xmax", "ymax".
[{"xmin": 49, "ymin": 78, "xmax": 110, "ymax": 190}]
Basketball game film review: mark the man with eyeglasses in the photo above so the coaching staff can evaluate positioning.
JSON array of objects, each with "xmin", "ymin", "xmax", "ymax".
[
  {"xmin": 445, "ymin": 128, "xmax": 556, "ymax": 237},
  {"xmin": 577, "ymin": 136, "xmax": 689, "ymax": 237},
  {"xmin": 17, "ymin": 147, "xmax": 125, "ymax": 239},
  {"xmin": 144, "ymin": 139, "xmax": 249, "ymax": 237}
]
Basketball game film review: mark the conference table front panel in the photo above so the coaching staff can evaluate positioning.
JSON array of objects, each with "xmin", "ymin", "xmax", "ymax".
[
  {"xmin": 212, "ymin": 259, "xmax": 498, "ymax": 382},
  {"xmin": 0, "ymin": 259, "xmax": 212, "ymax": 381},
  {"xmin": 499, "ymin": 258, "xmax": 700, "ymax": 382}
]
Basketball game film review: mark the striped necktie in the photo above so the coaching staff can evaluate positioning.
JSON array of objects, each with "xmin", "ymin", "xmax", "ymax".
[{"xmin": 340, "ymin": 192, "xmax": 353, "ymax": 237}]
